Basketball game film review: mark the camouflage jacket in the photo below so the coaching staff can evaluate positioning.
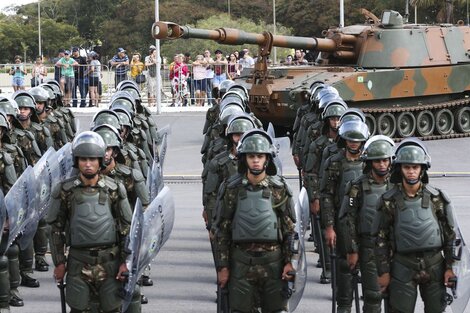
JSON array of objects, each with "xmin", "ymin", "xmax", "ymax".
[
  {"xmin": 0, "ymin": 149, "xmax": 18, "ymax": 193},
  {"xmin": 47, "ymin": 175, "xmax": 132, "ymax": 265},
  {"xmin": 105, "ymin": 162, "xmax": 150, "ymax": 207},
  {"xmin": 2, "ymin": 142, "xmax": 28, "ymax": 176},
  {"xmin": 373, "ymin": 183, "xmax": 456, "ymax": 276},
  {"xmin": 26, "ymin": 121, "xmax": 53, "ymax": 154},
  {"xmin": 41, "ymin": 114, "xmax": 68, "ymax": 150},
  {"xmin": 10, "ymin": 127, "xmax": 42, "ymax": 166},
  {"xmin": 214, "ymin": 173, "xmax": 296, "ymax": 268}
]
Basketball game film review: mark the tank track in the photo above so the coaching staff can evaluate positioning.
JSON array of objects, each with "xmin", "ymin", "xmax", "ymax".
[{"xmin": 362, "ymin": 97, "xmax": 470, "ymax": 141}]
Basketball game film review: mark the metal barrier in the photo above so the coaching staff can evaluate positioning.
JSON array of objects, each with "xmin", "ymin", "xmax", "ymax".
[{"xmin": 0, "ymin": 62, "xmax": 247, "ymax": 107}]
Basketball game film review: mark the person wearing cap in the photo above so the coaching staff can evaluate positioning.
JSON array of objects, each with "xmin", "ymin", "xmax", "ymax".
[
  {"xmin": 55, "ymin": 50, "xmax": 78, "ymax": 106},
  {"xmin": 372, "ymin": 138, "xmax": 456, "ymax": 313},
  {"xmin": 145, "ymin": 46, "xmax": 158, "ymax": 106},
  {"xmin": 110, "ymin": 48, "xmax": 129, "ymax": 88},
  {"xmin": 47, "ymin": 131, "xmax": 132, "ymax": 313},
  {"xmin": 320, "ymin": 120, "xmax": 370, "ymax": 313},
  {"xmin": 214, "ymin": 129, "xmax": 296, "ymax": 313},
  {"xmin": 339, "ymin": 135, "xmax": 395, "ymax": 313}
]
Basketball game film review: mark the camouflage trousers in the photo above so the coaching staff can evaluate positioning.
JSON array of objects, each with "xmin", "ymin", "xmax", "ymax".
[{"xmin": 229, "ymin": 248, "xmax": 288, "ymax": 313}]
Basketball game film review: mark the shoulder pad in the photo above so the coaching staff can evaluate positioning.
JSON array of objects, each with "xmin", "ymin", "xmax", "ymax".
[
  {"xmin": 1, "ymin": 152, "xmax": 13, "ymax": 165},
  {"xmin": 269, "ymin": 175, "xmax": 285, "ymax": 189},
  {"xmin": 330, "ymin": 151, "xmax": 344, "ymax": 162},
  {"xmin": 131, "ymin": 168, "xmax": 145, "ymax": 182},
  {"xmin": 14, "ymin": 128, "xmax": 25, "ymax": 137},
  {"xmin": 66, "ymin": 108, "xmax": 75, "ymax": 118},
  {"xmin": 133, "ymin": 118, "xmax": 142, "ymax": 126},
  {"xmin": 116, "ymin": 163, "xmax": 132, "ymax": 176},
  {"xmin": 31, "ymin": 122, "xmax": 43, "ymax": 131},
  {"xmin": 56, "ymin": 118, "xmax": 65, "ymax": 128},
  {"xmin": 273, "ymin": 175, "xmax": 293, "ymax": 197},
  {"xmin": 140, "ymin": 120, "xmax": 149, "ymax": 129},
  {"xmin": 126, "ymin": 143, "xmax": 138, "ymax": 153},
  {"xmin": 102, "ymin": 175, "xmax": 118, "ymax": 191},
  {"xmin": 227, "ymin": 173, "xmax": 243, "ymax": 189},
  {"xmin": 42, "ymin": 125, "xmax": 51, "ymax": 137},
  {"xmin": 424, "ymin": 184, "xmax": 440, "ymax": 197},
  {"xmin": 146, "ymin": 116, "xmax": 156, "ymax": 126},
  {"xmin": 214, "ymin": 150, "xmax": 230, "ymax": 163},
  {"xmin": 25, "ymin": 130, "xmax": 35, "ymax": 141},
  {"xmin": 3, "ymin": 143, "xmax": 15, "ymax": 152},
  {"xmin": 128, "ymin": 149, "xmax": 138, "ymax": 161},
  {"xmin": 438, "ymin": 188, "xmax": 451, "ymax": 204},
  {"xmin": 351, "ymin": 174, "xmax": 366, "ymax": 186},
  {"xmin": 47, "ymin": 115, "xmax": 58, "ymax": 123},
  {"xmin": 143, "ymin": 106, "xmax": 152, "ymax": 116},
  {"xmin": 62, "ymin": 176, "xmax": 80, "ymax": 192},
  {"xmin": 137, "ymin": 148, "xmax": 147, "ymax": 160},
  {"xmin": 382, "ymin": 185, "xmax": 400, "ymax": 200}
]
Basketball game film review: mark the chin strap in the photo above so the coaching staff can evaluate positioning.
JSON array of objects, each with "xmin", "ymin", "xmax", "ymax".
[
  {"xmin": 248, "ymin": 160, "xmax": 268, "ymax": 176},
  {"xmin": 372, "ymin": 167, "xmax": 389, "ymax": 177}
]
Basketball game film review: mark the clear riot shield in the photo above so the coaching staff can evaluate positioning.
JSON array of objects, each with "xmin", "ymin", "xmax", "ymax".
[
  {"xmin": 297, "ymin": 187, "xmax": 310, "ymax": 238},
  {"xmin": 288, "ymin": 200, "xmax": 308, "ymax": 312},
  {"xmin": 6, "ymin": 166, "xmax": 37, "ymax": 249},
  {"xmin": 56, "ymin": 143, "xmax": 74, "ymax": 179},
  {"xmin": 0, "ymin": 190, "xmax": 6, "ymax": 253},
  {"xmin": 267, "ymin": 123, "xmax": 291, "ymax": 175},
  {"xmin": 450, "ymin": 211, "xmax": 470, "ymax": 313},
  {"xmin": 147, "ymin": 132, "xmax": 167, "ymax": 202},
  {"xmin": 19, "ymin": 147, "xmax": 61, "ymax": 248},
  {"xmin": 139, "ymin": 186, "xmax": 175, "ymax": 270},
  {"xmin": 122, "ymin": 199, "xmax": 144, "ymax": 312}
]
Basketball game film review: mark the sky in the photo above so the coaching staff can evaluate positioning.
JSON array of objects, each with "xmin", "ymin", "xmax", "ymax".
[{"xmin": 0, "ymin": 0, "xmax": 38, "ymax": 13}]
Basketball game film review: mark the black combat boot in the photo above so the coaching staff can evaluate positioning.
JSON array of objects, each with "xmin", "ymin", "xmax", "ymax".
[
  {"xmin": 34, "ymin": 257, "xmax": 49, "ymax": 272},
  {"xmin": 20, "ymin": 273, "xmax": 40, "ymax": 288},
  {"xmin": 9, "ymin": 289, "xmax": 23, "ymax": 307}
]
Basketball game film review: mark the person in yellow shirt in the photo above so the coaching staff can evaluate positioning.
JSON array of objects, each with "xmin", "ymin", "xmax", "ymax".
[{"xmin": 130, "ymin": 53, "xmax": 145, "ymax": 89}]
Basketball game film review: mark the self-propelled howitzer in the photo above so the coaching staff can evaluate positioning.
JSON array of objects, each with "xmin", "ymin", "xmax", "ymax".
[{"xmin": 153, "ymin": 9, "xmax": 470, "ymax": 140}]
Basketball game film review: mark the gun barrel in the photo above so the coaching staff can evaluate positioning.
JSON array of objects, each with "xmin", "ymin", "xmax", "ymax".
[{"xmin": 152, "ymin": 21, "xmax": 342, "ymax": 53}]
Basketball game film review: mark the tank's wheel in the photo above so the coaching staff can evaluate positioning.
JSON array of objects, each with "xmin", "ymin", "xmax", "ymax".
[
  {"xmin": 454, "ymin": 107, "xmax": 470, "ymax": 133},
  {"xmin": 396, "ymin": 112, "xmax": 416, "ymax": 138},
  {"xmin": 416, "ymin": 110, "xmax": 435, "ymax": 137},
  {"xmin": 365, "ymin": 113, "xmax": 376, "ymax": 136},
  {"xmin": 377, "ymin": 113, "xmax": 396, "ymax": 137},
  {"xmin": 434, "ymin": 109, "xmax": 454, "ymax": 135}
]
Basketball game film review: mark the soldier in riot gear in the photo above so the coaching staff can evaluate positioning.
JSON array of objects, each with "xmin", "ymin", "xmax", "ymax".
[
  {"xmin": 303, "ymin": 99, "xmax": 347, "ymax": 283},
  {"xmin": 47, "ymin": 131, "xmax": 132, "ymax": 313},
  {"xmin": 44, "ymin": 79, "xmax": 76, "ymax": 141},
  {"xmin": 214, "ymin": 129, "xmax": 296, "ymax": 313},
  {"xmin": 372, "ymin": 138, "xmax": 456, "ymax": 313},
  {"xmin": 202, "ymin": 114, "xmax": 256, "ymax": 229},
  {"xmin": 321, "ymin": 120, "xmax": 369, "ymax": 313},
  {"xmin": 339, "ymin": 135, "xmax": 395, "ymax": 313},
  {"xmin": 0, "ymin": 110, "xmax": 23, "ymax": 310},
  {"xmin": 30, "ymin": 86, "xmax": 68, "ymax": 150}
]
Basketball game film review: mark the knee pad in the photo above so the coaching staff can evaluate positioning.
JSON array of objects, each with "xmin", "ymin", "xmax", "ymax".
[
  {"xmin": 389, "ymin": 276, "xmax": 417, "ymax": 313},
  {"xmin": 6, "ymin": 245, "xmax": 20, "ymax": 288},
  {"xmin": 33, "ymin": 219, "xmax": 50, "ymax": 255},
  {"xmin": 66, "ymin": 275, "xmax": 90, "ymax": 311},
  {"xmin": 0, "ymin": 256, "xmax": 9, "ymax": 306},
  {"xmin": 18, "ymin": 244, "xmax": 33, "ymax": 272},
  {"xmin": 99, "ymin": 277, "xmax": 122, "ymax": 312}
]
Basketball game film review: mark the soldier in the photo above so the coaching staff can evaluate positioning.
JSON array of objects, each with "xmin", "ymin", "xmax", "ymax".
[
  {"xmin": 0, "ymin": 110, "xmax": 23, "ymax": 310},
  {"xmin": 321, "ymin": 120, "xmax": 369, "ymax": 313},
  {"xmin": 44, "ymin": 79, "xmax": 76, "ymax": 141},
  {"xmin": 214, "ymin": 129, "xmax": 296, "ymax": 313},
  {"xmin": 47, "ymin": 131, "xmax": 133, "ymax": 313},
  {"xmin": 303, "ymin": 99, "xmax": 347, "ymax": 283},
  {"xmin": 339, "ymin": 135, "xmax": 395, "ymax": 313},
  {"xmin": 372, "ymin": 138, "xmax": 456, "ymax": 313},
  {"xmin": 30, "ymin": 86, "xmax": 68, "ymax": 150},
  {"xmin": 202, "ymin": 114, "xmax": 256, "ymax": 229}
]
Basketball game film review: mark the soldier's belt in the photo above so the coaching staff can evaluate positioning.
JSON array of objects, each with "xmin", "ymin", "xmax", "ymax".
[
  {"xmin": 232, "ymin": 247, "xmax": 282, "ymax": 265},
  {"xmin": 69, "ymin": 245, "xmax": 119, "ymax": 265},
  {"xmin": 393, "ymin": 251, "xmax": 443, "ymax": 271}
]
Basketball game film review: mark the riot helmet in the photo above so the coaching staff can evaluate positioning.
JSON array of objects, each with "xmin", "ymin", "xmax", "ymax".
[
  {"xmin": 112, "ymin": 107, "xmax": 134, "ymax": 128},
  {"xmin": 337, "ymin": 120, "xmax": 369, "ymax": 154},
  {"xmin": 315, "ymin": 86, "xmax": 339, "ymax": 104},
  {"xmin": 225, "ymin": 114, "xmax": 256, "ymax": 137},
  {"xmin": 92, "ymin": 124, "xmax": 125, "ymax": 166},
  {"xmin": 226, "ymin": 84, "xmax": 249, "ymax": 102},
  {"xmin": 340, "ymin": 108, "xmax": 366, "ymax": 124},
  {"xmin": 39, "ymin": 84, "xmax": 56, "ymax": 100},
  {"xmin": 220, "ymin": 93, "xmax": 246, "ymax": 112},
  {"xmin": 0, "ymin": 111, "xmax": 10, "ymax": 143},
  {"xmin": 29, "ymin": 86, "xmax": 51, "ymax": 114},
  {"xmin": 321, "ymin": 100, "xmax": 348, "ymax": 133},
  {"xmin": 237, "ymin": 129, "xmax": 277, "ymax": 176},
  {"xmin": 116, "ymin": 79, "xmax": 139, "ymax": 91},
  {"xmin": 390, "ymin": 137, "xmax": 431, "ymax": 184},
  {"xmin": 309, "ymin": 82, "xmax": 326, "ymax": 104},
  {"xmin": 0, "ymin": 97, "xmax": 19, "ymax": 117},
  {"xmin": 72, "ymin": 131, "xmax": 107, "ymax": 169},
  {"xmin": 218, "ymin": 80, "xmax": 236, "ymax": 98},
  {"xmin": 109, "ymin": 92, "xmax": 136, "ymax": 116},
  {"xmin": 91, "ymin": 110, "xmax": 122, "ymax": 130},
  {"xmin": 120, "ymin": 85, "xmax": 143, "ymax": 112},
  {"xmin": 219, "ymin": 104, "xmax": 245, "ymax": 126},
  {"xmin": 361, "ymin": 135, "xmax": 395, "ymax": 175},
  {"xmin": 13, "ymin": 91, "xmax": 37, "ymax": 122}
]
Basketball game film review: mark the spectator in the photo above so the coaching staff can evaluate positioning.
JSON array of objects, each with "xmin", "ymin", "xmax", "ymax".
[
  {"xmin": 9, "ymin": 55, "xmax": 27, "ymax": 91},
  {"xmin": 31, "ymin": 56, "xmax": 47, "ymax": 87},
  {"xmin": 227, "ymin": 53, "xmax": 240, "ymax": 80},
  {"xmin": 130, "ymin": 52, "xmax": 145, "ymax": 89},
  {"xmin": 169, "ymin": 54, "xmax": 178, "ymax": 106},
  {"xmin": 145, "ymin": 45, "xmax": 158, "ymax": 107},
  {"xmin": 53, "ymin": 49, "xmax": 65, "ymax": 83},
  {"xmin": 284, "ymin": 54, "xmax": 294, "ymax": 65},
  {"xmin": 192, "ymin": 54, "xmax": 207, "ymax": 107},
  {"xmin": 55, "ymin": 49, "xmax": 78, "ymax": 106},
  {"xmin": 86, "ymin": 52, "xmax": 101, "ymax": 107},
  {"xmin": 71, "ymin": 47, "xmax": 88, "ymax": 107},
  {"xmin": 233, "ymin": 50, "xmax": 240, "ymax": 61},
  {"xmin": 238, "ymin": 48, "xmax": 255, "ymax": 70},
  {"xmin": 110, "ymin": 47, "xmax": 129, "ymax": 88},
  {"xmin": 170, "ymin": 54, "xmax": 189, "ymax": 107},
  {"xmin": 184, "ymin": 52, "xmax": 194, "ymax": 105},
  {"xmin": 203, "ymin": 49, "xmax": 215, "ymax": 105},
  {"xmin": 212, "ymin": 49, "xmax": 227, "ymax": 98},
  {"xmin": 293, "ymin": 49, "xmax": 308, "ymax": 65}
]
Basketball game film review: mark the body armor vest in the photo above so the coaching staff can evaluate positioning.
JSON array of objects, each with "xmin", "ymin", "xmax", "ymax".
[
  {"xmin": 394, "ymin": 194, "xmax": 443, "ymax": 253},
  {"xmin": 232, "ymin": 188, "xmax": 278, "ymax": 243},
  {"xmin": 69, "ymin": 188, "xmax": 117, "ymax": 248},
  {"xmin": 359, "ymin": 180, "xmax": 388, "ymax": 235},
  {"xmin": 336, "ymin": 159, "xmax": 363, "ymax": 208}
]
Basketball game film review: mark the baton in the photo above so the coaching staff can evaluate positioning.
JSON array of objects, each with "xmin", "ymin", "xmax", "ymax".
[{"xmin": 57, "ymin": 280, "xmax": 67, "ymax": 313}]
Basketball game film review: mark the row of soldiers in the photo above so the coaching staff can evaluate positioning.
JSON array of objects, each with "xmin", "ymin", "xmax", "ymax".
[
  {"xmin": 0, "ymin": 79, "xmax": 161, "ymax": 312},
  {"xmin": 200, "ymin": 81, "xmax": 297, "ymax": 312},
  {"xmin": 292, "ymin": 83, "xmax": 458, "ymax": 313}
]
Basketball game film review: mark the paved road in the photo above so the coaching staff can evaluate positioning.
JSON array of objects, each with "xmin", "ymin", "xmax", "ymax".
[{"xmin": 12, "ymin": 111, "xmax": 470, "ymax": 312}]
